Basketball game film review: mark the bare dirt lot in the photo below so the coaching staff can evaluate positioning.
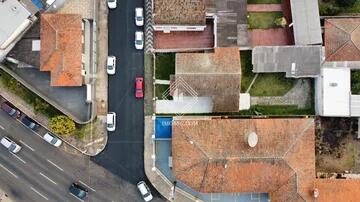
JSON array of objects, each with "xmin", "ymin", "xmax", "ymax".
[{"xmin": 316, "ymin": 117, "xmax": 360, "ymax": 174}]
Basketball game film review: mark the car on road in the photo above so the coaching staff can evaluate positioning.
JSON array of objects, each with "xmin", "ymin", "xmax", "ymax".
[
  {"xmin": 135, "ymin": 8, "xmax": 144, "ymax": 26},
  {"xmin": 137, "ymin": 181, "xmax": 153, "ymax": 201},
  {"xmin": 43, "ymin": 132, "xmax": 62, "ymax": 147},
  {"xmin": 1, "ymin": 102, "xmax": 20, "ymax": 118},
  {"xmin": 0, "ymin": 136, "xmax": 21, "ymax": 153},
  {"xmin": 107, "ymin": 112, "xmax": 116, "ymax": 131},
  {"xmin": 135, "ymin": 77, "xmax": 144, "ymax": 98},
  {"xmin": 107, "ymin": 0, "xmax": 117, "ymax": 9},
  {"xmin": 21, "ymin": 116, "xmax": 39, "ymax": 131},
  {"xmin": 135, "ymin": 31, "xmax": 144, "ymax": 50},
  {"xmin": 69, "ymin": 182, "xmax": 88, "ymax": 199},
  {"xmin": 107, "ymin": 55, "xmax": 116, "ymax": 75}
]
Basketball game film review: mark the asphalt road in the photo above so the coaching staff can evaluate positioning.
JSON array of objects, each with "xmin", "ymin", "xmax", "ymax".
[
  {"xmin": 91, "ymin": 1, "xmax": 164, "ymax": 201},
  {"xmin": 0, "ymin": 109, "xmax": 144, "ymax": 202}
]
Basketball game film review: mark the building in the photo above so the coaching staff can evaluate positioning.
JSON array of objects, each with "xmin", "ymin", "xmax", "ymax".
[
  {"xmin": 40, "ymin": 14, "xmax": 83, "ymax": 87},
  {"xmin": 172, "ymin": 118, "xmax": 315, "ymax": 201}
]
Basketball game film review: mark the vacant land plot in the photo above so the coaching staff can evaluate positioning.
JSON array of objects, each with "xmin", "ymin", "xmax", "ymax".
[
  {"xmin": 248, "ymin": 0, "xmax": 281, "ymax": 3},
  {"xmin": 248, "ymin": 12, "xmax": 284, "ymax": 29},
  {"xmin": 316, "ymin": 118, "xmax": 360, "ymax": 173},
  {"xmin": 155, "ymin": 53, "xmax": 175, "ymax": 80}
]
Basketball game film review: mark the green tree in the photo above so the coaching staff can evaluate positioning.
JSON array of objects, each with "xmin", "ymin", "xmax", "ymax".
[
  {"xmin": 49, "ymin": 115, "xmax": 76, "ymax": 136},
  {"xmin": 336, "ymin": 0, "xmax": 357, "ymax": 7},
  {"xmin": 351, "ymin": 71, "xmax": 360, "ymax": 94},
  {"xmin": 34, "ymin": 98, "xmax": 50, "ymax": 114},
  {"xmin": 274, "ymin": 17, "xmax": 287, "ymax": 28},
  {"xmin": 319, "ymin": 3, "xmax": 341, "ymax": 16}
]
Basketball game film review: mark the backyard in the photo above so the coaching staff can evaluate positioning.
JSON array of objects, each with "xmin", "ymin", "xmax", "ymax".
[
  {"xmin": 319, "ymin": 0, "xmax": 360, "ymax": 15},
  {"xmin": 240, "ymin": 50, "xmax": 295, "ymax": 96},
  {"xmin": 248, "ymin": 12, "xmax": 284, "ymax": 29},
  {"xmin": 155, "ymin": 53, "xmax": 175, "ymax": 80}
]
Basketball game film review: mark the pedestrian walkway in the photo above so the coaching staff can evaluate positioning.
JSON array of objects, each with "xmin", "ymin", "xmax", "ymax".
[
  {"xmin": 144, "ymin": 0, "xmax": 154, "ymax": 53},
  {"xmin": 251, "ymin": 79, "xmax": 311, "ymax": 108},
  {"xmin": 155, "ymin": 79, "xmax": 170, "ymax": 85},
  {"xmin": 247, "ymin": 4, "xmax": 282, "ymax": 12}
]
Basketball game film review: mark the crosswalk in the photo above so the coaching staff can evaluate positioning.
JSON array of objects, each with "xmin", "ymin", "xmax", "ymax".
[{"xmin": 144, "ymin": 0, "xmax": 154, "ymax": 53}]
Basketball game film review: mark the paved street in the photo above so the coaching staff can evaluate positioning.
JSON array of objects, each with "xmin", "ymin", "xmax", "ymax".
[
  {"xmin": 0, "ymin": 110, "xmax": 142, "ymax": 202},
  {"xmin": 91, "ymin": 0, "xmax": 165, "ymax": 201}
]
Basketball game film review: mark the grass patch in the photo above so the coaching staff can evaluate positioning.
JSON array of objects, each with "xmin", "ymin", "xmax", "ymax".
[
  {"xmin": 248, "ymin": 12, "xmax": 284, "ymax": 29},
  {"xmin": 0, "ymin": 69, "xmax": 61, "ymax": 118},
  {"xmin": 240, "ymin": 50, "xmax": 255, "ymax": 93},
  {"xmin": 250, "ymin": 73, "xmax": 295, "ymax": 96},
  {"xmin": 155, "ymin": 84, "xmax": 172, "ymax": 100},
  {"xmin": 247, "ymin": 0, "xmax": 281, "ymax": 4},
  {"xmin": 155, "ymin": 53, "xmax": 175, "ymax": 80},
  {"xmin": 73, "ymin": 121, "xmax": 97, "ymax": 140}
]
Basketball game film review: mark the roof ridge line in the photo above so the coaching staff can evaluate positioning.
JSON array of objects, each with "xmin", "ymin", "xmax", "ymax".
[
  {"xmin": 199, "ymin": 159, "xmax": 209, "ymax": 192},
  {"xmin": 270, "ymin": 172, "xmax": 300, "ymax": 201},
  {"xmin": 282, "ymin": 119, "xmax": 314, "ymax": 158},
  {"xmin": 351, "ymin": 23, "xmax": 360, "ymax": 52}
]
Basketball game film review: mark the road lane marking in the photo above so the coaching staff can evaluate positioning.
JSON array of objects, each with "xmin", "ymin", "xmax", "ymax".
[
  {"xmin": 17, "ymin": 121, "xmax": 42, "ymax": 138},
  {"xmin": 30, "ymin": 187, "xmax": 48, "ymax": 200},
  {"xmin": 19, "ymin": 140, "xmax": 35, "ymax": 152},
  {"xmin": 11, "ymin": 153, "xmax": 26, "ymax": 164},
  {"xmin": 78, "ymin": 180, "xmax": 96, "ymax": 192},
  {"xmin": 0, "ymin": 163, "xmax": 18, "ymax": 178},
  {"xmin": 69, "ymin": 193, "xmax": 85, "ymax": 202},
  {"xmin": 46, "ymin": 159, "xmax": 64, "ymax": 172},
  {"xmin": 39, "ymin": 172, "xmax": 57, "ymax": 185},
  {"xmin": 0, "ymin": 125, "xmax": 4, "ymax": 130}
]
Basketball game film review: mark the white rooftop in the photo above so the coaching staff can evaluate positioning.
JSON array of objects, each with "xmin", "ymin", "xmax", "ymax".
[
  {"xmin": 321, "ymin": 68, "xmax": 350, "ymax": 116},
  {"xmin": 0, "ymin": 0, "xmax": 32, "ymax": 49}
]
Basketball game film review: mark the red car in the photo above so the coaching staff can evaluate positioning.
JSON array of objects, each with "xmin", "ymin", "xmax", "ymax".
[{"xmin": 135, "ymin": 77, "xmax": 144, "ymax": 98}]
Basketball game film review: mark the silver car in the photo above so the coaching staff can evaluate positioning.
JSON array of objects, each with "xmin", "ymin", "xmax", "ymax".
[{"xmin": 1, "ymin": 136, "xmax": 21, "ymax": 153}]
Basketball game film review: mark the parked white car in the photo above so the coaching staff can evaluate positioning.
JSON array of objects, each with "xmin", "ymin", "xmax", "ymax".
[
  {"xmin": 43, "ymin": 132, "xmax": 62, "ymax": 147},
  {"xmin": 107, "ymin": 112, "xmax": 116, "ymax": 132},
  {"xmin": 137, "ymin": 181, "xmax": 153, "ymax": 201},
  {"xmin": 107, "ymin": 0, "xmax": 117, "ymax": 9},
  {"xmin": 107, "ymin": 56, "xmax": 116, "ymax": 75},
  {"xmin": 135, "ymin": 8, "xmax": 144, "ymax": 26},
  {"xmin": 1, "ymin": 136, "xmax": 21, "ymax": 153},
  {"xmin": 135, "ymin": 31, "xmax": 144, "ymax": 50}
]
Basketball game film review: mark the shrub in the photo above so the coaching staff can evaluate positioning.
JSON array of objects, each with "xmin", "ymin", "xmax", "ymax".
[
  {"xmin": 335, "ymin": 0, "xmax": 357, "ymax": 7},
  {"xmin": 319, "ymin": 3, "xmax": 341, "ymax": 16},
  {"xmin": 49, "ymin": 115, "xmax": 76, "ymax": 136}
]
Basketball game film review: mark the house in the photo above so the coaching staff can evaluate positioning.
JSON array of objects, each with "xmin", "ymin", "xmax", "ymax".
[
  {"xmin": 40, "ymin": 14, "xmax": 83, "ymax": 87},
  {"xmin": 252, "ymin": 46, "xmax": 322, "ymax": 78},
  {"xmin": 172, "ymin": 118, "xmax": 315, "ymax": 201},
  {"xmin": 314, "ymin": 179, "xmax": 360, "ymax": 202},
  {"xmin": 289, "ymin": 0, "xmax": 322, "ymax": 45}
]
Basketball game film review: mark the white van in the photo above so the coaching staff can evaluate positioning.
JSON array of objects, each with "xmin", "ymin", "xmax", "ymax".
[
  {"xmin": 107, "ymin": 112, "xmax": 116, "ymax": 132},
  {"xmin": 1, "ymin": 136, "xmax": 21, "ymax": 153}
]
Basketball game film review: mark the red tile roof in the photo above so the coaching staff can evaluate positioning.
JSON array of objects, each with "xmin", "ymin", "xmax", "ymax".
[
  {"xmin": 40, "ymin": 14, "xmax": 83, "ymax": 86},
  {"xmin": 325, "ymin": 18, "xmax": 360, "ymax": 61},
  {"xmin": 315, "ymin": 179, "xmax": 360, "ymax": 202},
  {"xmin": 172, "ymin": 118, "xmax": 315, "ymax": 201}
]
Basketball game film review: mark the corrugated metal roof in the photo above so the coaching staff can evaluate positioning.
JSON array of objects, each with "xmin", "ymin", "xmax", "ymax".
[{"xmin": 290, "ymin": 0, "xmax": 322, "ymax": 45}]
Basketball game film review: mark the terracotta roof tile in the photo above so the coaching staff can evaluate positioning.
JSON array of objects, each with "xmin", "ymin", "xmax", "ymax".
[
  {"xmin": 325, "ymin": 18, "xmax": 360, "ymax": 61},
  {"xmin": 315, "ymin": 179, "xmax": 360, "ymax": 202},
  {"xmin": 172, "ymin": 118, "xmax": 315, "ymax": 201},
  {"xmin": 40, "ymin": 14, "xmax": 83, "ymax": 86}
]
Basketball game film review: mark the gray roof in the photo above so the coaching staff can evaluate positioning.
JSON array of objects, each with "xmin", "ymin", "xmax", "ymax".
[
  {"xmin": 290, "ymin": 0, "xmax": 322, "ymax": 45},
  {"xmin": 252, "ymin": 46, "xmax": 322, "ymax": 78},
  {"xmin": 0, "ymin": 0, "xmax": 32, "ymax": 48}
]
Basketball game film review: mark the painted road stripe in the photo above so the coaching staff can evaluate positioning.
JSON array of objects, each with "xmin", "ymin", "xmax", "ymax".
[
  {"xmin": 19, "ymin": 140, "xmax": 35, "ymax": 152},
  {"xmin": 0, "ymin": 125, "xmax": 4, "ymax": 130},
  {"xmin": 11, "ymin": 153, "xmax": 26, "ymax": 164},
  {"xmin": 0, "ymin": 163, "xmax": 18, "ymax": 178},
  {"xmin": 70, "ymin": 193, "xmax": 85, "ymax": 202},
  {"xmin": 46, "ymin": 159, "xmax": 64, "ymax": 172},
  {"xmin": 30, "ymin": 187, "xmax": 48, "ymax": 200},
  {"xmin": 79, "ymin": 180, "xmax": 96, "ymax": 192},
  {"xmin": 39, "ymin": 172, "xmax": 57, "ymax": 185}
]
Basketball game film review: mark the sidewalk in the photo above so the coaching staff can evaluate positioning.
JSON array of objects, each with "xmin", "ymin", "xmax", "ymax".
[{"xmin": 0, "ymin": 188, "xmax": 13, "ymax": 202}]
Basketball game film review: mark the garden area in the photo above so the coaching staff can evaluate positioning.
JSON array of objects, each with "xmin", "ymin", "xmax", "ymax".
[
  {"xmin": 248, "ymin": 12, "xmax": 285, "ymax": 29},
  {"xmin": 240, "ymin": 51, "xmax": 295, "ymax": 96},
  {"xmin": 351, "ymin": 71, "xmax": 360, "ymax": 94},
  {"xmin": 155, "ymin": 53, "xmax": 175, "ymax": 80},
  {"xmin": 155, "ymin": 84, "xmax": 172, "ymax": 100},
  {"xmin": 319, "ymin": 0, "xmax": 360, "ymax": 16}
]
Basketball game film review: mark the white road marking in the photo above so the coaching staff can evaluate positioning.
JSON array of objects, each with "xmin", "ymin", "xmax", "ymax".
[
  {"xmin": 39, "ymin": 172, "xmax": 57, "ymax": 185},
  {"xmin": 11, "ymin": 153, "xmax": 26, "ymax": 164},
  {"xmin": 0, "ymin": 163, "xmax": 18, "ymax": 178},
  {"xmin": 19, "ymin": 140, "xmax": 35, "ymax": 152},
  {"xmin": 46, "ymin": 159, "xmax": 64, "ymax": 172},
  {"xmin": 69, "ymin": 193, "xmax": 85, "ymax": 202},
  {"xmin": 30, "ymin": 187, "xmax": 48, "ymax": 200},
  {"xmin": 17, "ymin": 120, "xmax": 42, "ymax": 138},
  {"xmin": 0, "ymin": 125, "xmax": 4, "ymax": 130},
  {"xmin": 78, "ymin": 180, "xmax": 96, "ymax": 192}
]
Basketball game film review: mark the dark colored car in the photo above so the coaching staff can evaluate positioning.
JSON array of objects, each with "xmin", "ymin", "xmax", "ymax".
[
  {"xmin": 69, "ymin": 182, "xmax": 88, "ymax": 199},
  {"xmin": 1, "ymin": 102, "xmax": 20, "ymax": 118},
  {"xmin": 21, "ymin": 116, "xmax": 39, "ymax": 131}
]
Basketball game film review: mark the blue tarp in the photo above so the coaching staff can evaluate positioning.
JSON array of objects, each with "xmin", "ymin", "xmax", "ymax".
[
  {"xmin": 155, "ymin": 117, "xmax": 172, "ymax": 139},
  {"xmin": 32, "ymin": 0, "xmax": 44, "ymax": 9}
]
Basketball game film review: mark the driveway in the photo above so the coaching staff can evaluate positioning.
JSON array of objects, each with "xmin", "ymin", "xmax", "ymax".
[{"xmin": 91, "ymin": 0, "xmax": 165, "ymax": 201}]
